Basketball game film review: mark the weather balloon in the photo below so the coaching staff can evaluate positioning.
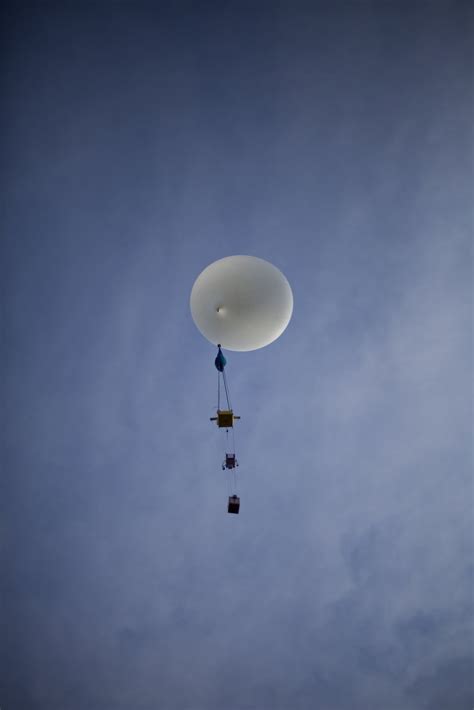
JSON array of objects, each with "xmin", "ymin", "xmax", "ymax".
[
  {"xmin": 190, "ymin": 255, "xmax": 293, "ymax": 515},
  {"xmin": 190, "ymin": 255, "xmax": 293, "ymax": 352}
]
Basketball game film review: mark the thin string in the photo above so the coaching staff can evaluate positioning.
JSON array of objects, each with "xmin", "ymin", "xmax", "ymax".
[{"xmin": 222, "ymin": 368, "xmax": 232, "ymax": 410}]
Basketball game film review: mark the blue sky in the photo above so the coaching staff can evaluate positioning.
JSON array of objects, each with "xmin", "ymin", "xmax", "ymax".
[{"xmin": 2, "ymin": 2, "xmax": 472, "ymax": 709}]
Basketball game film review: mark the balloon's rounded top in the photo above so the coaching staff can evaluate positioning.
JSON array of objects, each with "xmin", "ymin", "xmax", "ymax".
[{"xmin": 190, "ymin": 255, "xmax": 293, "ymax": 351}]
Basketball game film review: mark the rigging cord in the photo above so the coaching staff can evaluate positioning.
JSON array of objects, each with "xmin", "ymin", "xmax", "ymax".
[
  {"xmin": 222, "ymin": 368, "xmax": 232, "ymax": 410},
  {"xmin": 217, "ymin": 370, "xmax": 221, "ymax": 411},
  {"xmin": 225, "ymin": 424, "xmax": 236, "ymax": 456},
  {"xmin": 232, "ymin": 427, "xmax": 238, "ymax": 494}
]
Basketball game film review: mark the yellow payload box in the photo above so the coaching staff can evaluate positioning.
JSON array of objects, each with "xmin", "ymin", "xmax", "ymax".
[{"xmin": 210, "ymin": 409, "xmax": 240, "ymax": 428}]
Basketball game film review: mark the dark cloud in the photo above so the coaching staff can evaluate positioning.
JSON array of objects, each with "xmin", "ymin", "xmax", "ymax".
[{"xmin": 408, "ymin": 657, "xmax": 473, "ymax": 710}]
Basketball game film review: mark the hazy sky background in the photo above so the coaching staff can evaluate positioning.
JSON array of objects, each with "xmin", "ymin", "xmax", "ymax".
[{"xmin": 2, "ymin": 2, "xmax": 472, "ymax": 709}]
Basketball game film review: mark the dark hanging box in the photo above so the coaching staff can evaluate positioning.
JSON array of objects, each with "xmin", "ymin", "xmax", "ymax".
[
  {"xmin": 225, "ymin": 453, "xmax": 237, "ymax": 469},
  {"xmin": 228, "ymin": 495, "xmax": 240, "ymax": 514}
]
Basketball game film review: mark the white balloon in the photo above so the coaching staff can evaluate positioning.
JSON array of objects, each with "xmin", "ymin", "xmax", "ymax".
[{"xmin": 190, "ymin": 255, "xmax": 293, "ymax": 351}]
